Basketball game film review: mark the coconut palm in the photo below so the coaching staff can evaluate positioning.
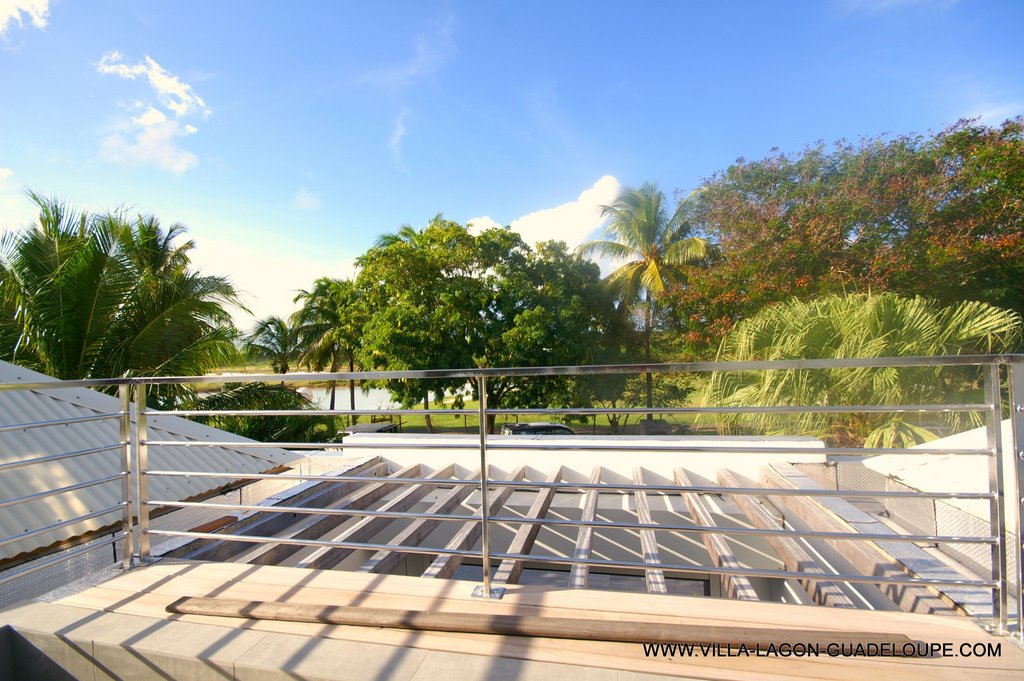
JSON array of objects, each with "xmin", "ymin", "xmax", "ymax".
[
  {"xmin": 245, "ymin": 315, "xmax": 302, "ymax": 374},
  {"xmin": 373, "ymin": 222, "xmax": 428, "ymax": 249},
  {"xmin": 702, "ymin": 293, "xmax": 1022, "ymax": 446},
  {"xmin": 1, "ymin": 193, "xmax": 242, "ymax": 404},
  {"xmin": 294, "ymin": 277, "xmax": 364, "ymax": 412},
  {"xmin": 577, "ymin": 182, "xmax": 708, "ymax": 414}
]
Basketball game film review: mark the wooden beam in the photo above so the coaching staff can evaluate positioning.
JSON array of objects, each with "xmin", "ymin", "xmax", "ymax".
[
  {"xmin": 674, "ymin": 467, "xmax": 759, "ymax": 601},
  {"xmin": 359, "ymin": 469, "xmax": 480, "ymax": 574},
  {"xmin": 716, "ymin": 469, "xmax": 855, "ymax": 608},
  {"xmin": 492, "ymin": 466, "xmax": 563, "ymax": 586},
  {"xmin": 233, "ymin": 463, "xmax": 422, "ymax": 566},
  {"xmin": 762, "ymin": 463, "xmax": 958, "ymax": 615},
  {"xmin": 421, "ymin": 466, "xmax": 527, "ymax": 580},
  {"xmin": 167, "ymin": 596, "xmax": 915, "ymax": 650},
  {"xmin": 292, "ymin": 464, "xmax": 456, "ymax": 570},
  {"xmin": 568, "ymin": 467, "xmax": 602, "ymax": 589},
  {"xmin": 633, "ymin": 467, "xmax": 667, "ymax": 594}
]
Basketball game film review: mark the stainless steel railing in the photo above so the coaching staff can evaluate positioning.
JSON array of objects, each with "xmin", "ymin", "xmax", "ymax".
[{"xmin": 0, "ymin": 356, "xmax": 1022, "ymax": 637}]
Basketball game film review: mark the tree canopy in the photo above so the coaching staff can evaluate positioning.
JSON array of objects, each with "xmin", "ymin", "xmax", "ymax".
[
  {"xmin": 0, "ymin": 194, "xmax": 242, "ymax": 402},
  {"xmin": 355, "ymin": 216, "xmax": 622, "ymax": 429},
  {"xmin": 701, "ymin": 293, "xmax": 1022, "ymax": 446},
  {"xmin": 667, "ymin": 117, "xmax": 1024, "ymax": 355}
]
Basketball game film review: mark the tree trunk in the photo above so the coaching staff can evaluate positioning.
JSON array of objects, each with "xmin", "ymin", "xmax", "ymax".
[
  {"xmin": 645, "ymin": 290, "xmax": 653, "ymax": 421},
  {"xmin": 348, "ymin": 357, "xmax": 357, "ymax": 426},
  {"xmin": 423, "ymin": 394, "xmax": 433, "ymax": 433}
]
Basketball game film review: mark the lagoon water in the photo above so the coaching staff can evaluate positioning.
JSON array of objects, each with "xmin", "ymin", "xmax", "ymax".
[{"xmin": 297, "ymin": 386, "xmax": 400, "ymax": 411}]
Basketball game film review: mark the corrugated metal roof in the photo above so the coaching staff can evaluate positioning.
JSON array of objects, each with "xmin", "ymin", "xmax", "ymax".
[{"xmin": 0, "ymin": 361, "xmax": 303, "ymax": 561}]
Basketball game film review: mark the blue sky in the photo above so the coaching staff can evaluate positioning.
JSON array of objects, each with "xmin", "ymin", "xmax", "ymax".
[{"xmin": 1, "ymin": 0, "xmax": 1021, "ymax": 326}]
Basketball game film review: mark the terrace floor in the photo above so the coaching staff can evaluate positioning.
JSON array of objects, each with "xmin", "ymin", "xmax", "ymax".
[{"xmin": 2, "ymin": 559, "xmax": 1021, "ymax": 680}]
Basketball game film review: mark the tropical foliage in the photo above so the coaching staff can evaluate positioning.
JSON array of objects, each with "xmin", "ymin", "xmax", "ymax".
[
  {"xmin": 357, "ymin": 216, "xmax": 622, "ymax": 431},
  {"xmin": 245, "ymin": 315, "xmax": 302, "ymax": 374},
  {"xmin": 667, "ymin": 117, "xmax": 1024, "ymax": 354},
  {"xmin": 294, "ymin": 277, "xmax": 364, "ymax": 411},
  {"xmin": 0, "ymin": 193, "xmax": 242, "ymax": 405},
  {"xmin": 701, "ymin": 293, "xmax": 1022, "ymax": 446}
]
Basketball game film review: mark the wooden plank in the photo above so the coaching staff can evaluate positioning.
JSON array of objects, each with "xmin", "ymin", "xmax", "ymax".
[
  {"xmin": 675, "ymin": 467, "xmax": 759, "ymax": 601},
  {"xmin": 167, "ymin": 595, "xmax": 915, "ymax": 650},
  {"xmin": 716, "ymin": 469, "xmax": 855, "ymax": 608},
  {"xmin": 292, "ymin": 464, "xmax": 456, "ymax": 570},
  {"xmin": 492, "ymin": 466, "xmax": 563, "ymax": 586},
  {"xmin": 232, "ymin": 463, "xmax": 422, "ymax": 566},
  {"xmin": 421, "ymin": 466, "xmax": 527, "ymax": 579},
  {"xmin": 173, "ymin": 458, "xmax": 387, "ymax": 561},
  {"xmin": 633, "ymin": 467, "xmax": 668, "ymax": 594},
  {"xmin": 762, "ymin": 464, "xmax": 959, "ymax": 616},
  {"xmin": 359, "ymin": 469, "xmax": 480, "ymax": 574},
  {"xmin": 568, "ymin": 467, "xmax": 602, "ymax": 589}
]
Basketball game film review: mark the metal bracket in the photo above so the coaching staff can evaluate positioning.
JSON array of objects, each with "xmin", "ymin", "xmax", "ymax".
[{"xmin": 471, "ymin": 584, "xmax": 505, "ymax": 600}]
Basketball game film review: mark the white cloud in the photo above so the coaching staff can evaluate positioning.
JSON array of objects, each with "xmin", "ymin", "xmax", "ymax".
[
  {"xmin": 503, "ymin": 175, "xmax": 621, "ymax": 248},
  {"xmin": 0, "ymin": 167, "xmax": 38, "ymax": 230},
  {"xmin": 389, "ymin": 111, "xmax": 408, "ymax": 156},
  {"xmin": 0, "ymin": 0, "xmax": 49, "ymax": 37},
  {"xmin": 96, "ymin": 53, "xmax": 210, "ymax": 173},
  {"xmin": 292, "ymin": 188, "xmax": 321, "ymax": 211},
  {"xmin": 359, "ymin": 15, "xmax": 456, "ymax": 89},
  {"xmin": 466, "ymin": 215, "xmax": 502, "ymax": 232},
  {"xmin": 96, "ymin": 52, "xmax": 211, "ymax": 118},
  {"xmin": 100, "ymin": 108, "xmax": 198, "ymax": 174},
  {"xmin": 966, "ymin": 101, "xmax": 1023, "ymax": 125}
]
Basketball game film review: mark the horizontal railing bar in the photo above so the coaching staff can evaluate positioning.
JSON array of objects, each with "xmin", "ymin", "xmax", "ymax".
[
  {"xmin": 147, "ymin": 529, "xmax": 484, "ymax": 559},
  {"xmin": 0, "ymin": 474, "xmax": 124, "ymax": 510},
  {"xmin": 0, "ymin": 378, "xmax": 131, "ymax": 391},
  {"xmin": 0, "ymin": 444, "xmax": 124, "ymax": 473},
  {"xmin": 142, "ymin": 439, "xmax": 991, "ymax": 457},
  {"xmin": 0, "ymin": 504, "xmax": 126, "ymax": 549},
  {"xmin": 147, "ymin": 499, "xmax": 996, "ymax": 544},
  {"xmin": 0, "ymin": 412, "xmax": 122, "ymax": 433},
  {"xmin": 141, "ymin": 470, "xmax": 995, "ymax": 499},
  {"xmin": 123, "ymin": 354, "xmax": 1023, "ymax": 385},
  {"xmin": 150, "ymin": 403, "xmax": 990, "ymax": 418},
  {"xmin": 0, "ymin": 532, "xmax": 126, "ymax": 588},
  {"xmin": 486, "ymin": 551, "xmax": 998, "ymax": 588},
  {"xmin": 144, "ymin": 529, "xmax": 995, "ymax": 588}
]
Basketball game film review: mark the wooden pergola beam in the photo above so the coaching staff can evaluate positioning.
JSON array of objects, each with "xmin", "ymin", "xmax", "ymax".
[
  {"xmin": 716, "ymin": 469, "xmax": 855, "ymax": 608},
  {"xmin": 293, "ymin": 464, "xmax": 457, "ymax": 570},
  {"xmin": 762, "ymin": 463, "xmax": 957, "ymax": 615},
  {"xmin": 233, "ymin": 463, "xmax": 423, "ymax": 566},
  {"xmin": 492, "ymin": 466, "xmax": 563, "ymax": 586},
  {"xmin": 634, "ymin": 467, "xmax": 667, "ymax": 594},
  {"xmin": 359, "ymin": 468, "xmax": 480, "ymax": 575},
  {"xmin": 568, "ymin": 467, "xmax": 603, "ymax": 589},
  {"xmin": 421, "ymin": 466, "xmax": 527, "ymax": 580},
  {"xmin": 674, "ymin": 467, "xmax": 759, "ymax": 601}
]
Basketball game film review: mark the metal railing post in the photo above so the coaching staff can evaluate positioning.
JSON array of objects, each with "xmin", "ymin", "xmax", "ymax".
[
  {"xmin": 1008, "ymin": 361, "xmax": 1024, "ymax": 638},
  {"xmin": 472, "ymin": 375, "xmax": 503, "ymax": 599},
  {"xmin": 118, "ymin": 383, "xmax": 134, "ymax": 569},
  {"xmin": 135, "ymin": 383, "xmax": 152, "ymax": 561},
  {"xmin": 985, "ymin": 363, "xmax": 1009, "ymax": 633}
]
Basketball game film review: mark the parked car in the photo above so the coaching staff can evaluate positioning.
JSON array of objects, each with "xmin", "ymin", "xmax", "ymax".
[{"xmin": 500, "ymin": 422, "xmax": 575, "ymax": 435}]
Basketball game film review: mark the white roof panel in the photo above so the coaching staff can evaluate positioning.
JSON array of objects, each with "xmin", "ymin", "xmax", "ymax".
[{"xmin": 0, "ymin": 361, "xmax": 303, "ymax": 561}]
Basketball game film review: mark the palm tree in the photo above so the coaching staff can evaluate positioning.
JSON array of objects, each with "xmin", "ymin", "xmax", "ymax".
[
  {"xmin": 577, "ymin": 182, "xmax": 708, "ymax": 415},
  {"xmin": 1, "ymin": 193, "xmax": 242, "ymax": 404},
  {"xmin": 294, "ymin": 278, "xmax": 363, "ymax": 412},
  {"xmin": 245, "ymin": 315, "xmax": 301, "ymax": 374},
  {"xmin": 373, "ymin": 223, "xmax": 428, "ymax": 249},
  {"xmin": 702, "ymin": 293, "xmax": 1022, "ymax": 446}
]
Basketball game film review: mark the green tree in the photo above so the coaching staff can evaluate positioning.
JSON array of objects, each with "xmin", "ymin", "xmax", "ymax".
[
  {"xmin": 668, "ymin": 117, "xmax": 1024, "ymax": 354},
  {"xmin": 577, "ymin": 182, "xmax": 708, "ymax": 415},
  {"xmin": 294, "ymin": 278, "xmax": 364, "ymax": 412},
  {"xmin": 245, "ymin": 315, "xmax": 301, "ymax": 374},
  {"xmin": 1, "ymin": 193, "xmax": 242, "ymax": 404},
  {"xmin": 702, "ymin": 293, "xmax": 1022, "ymax": 446},
  {"xmin": 357, "ymin": 217, "xmax": 620, "ymax": 432}
]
